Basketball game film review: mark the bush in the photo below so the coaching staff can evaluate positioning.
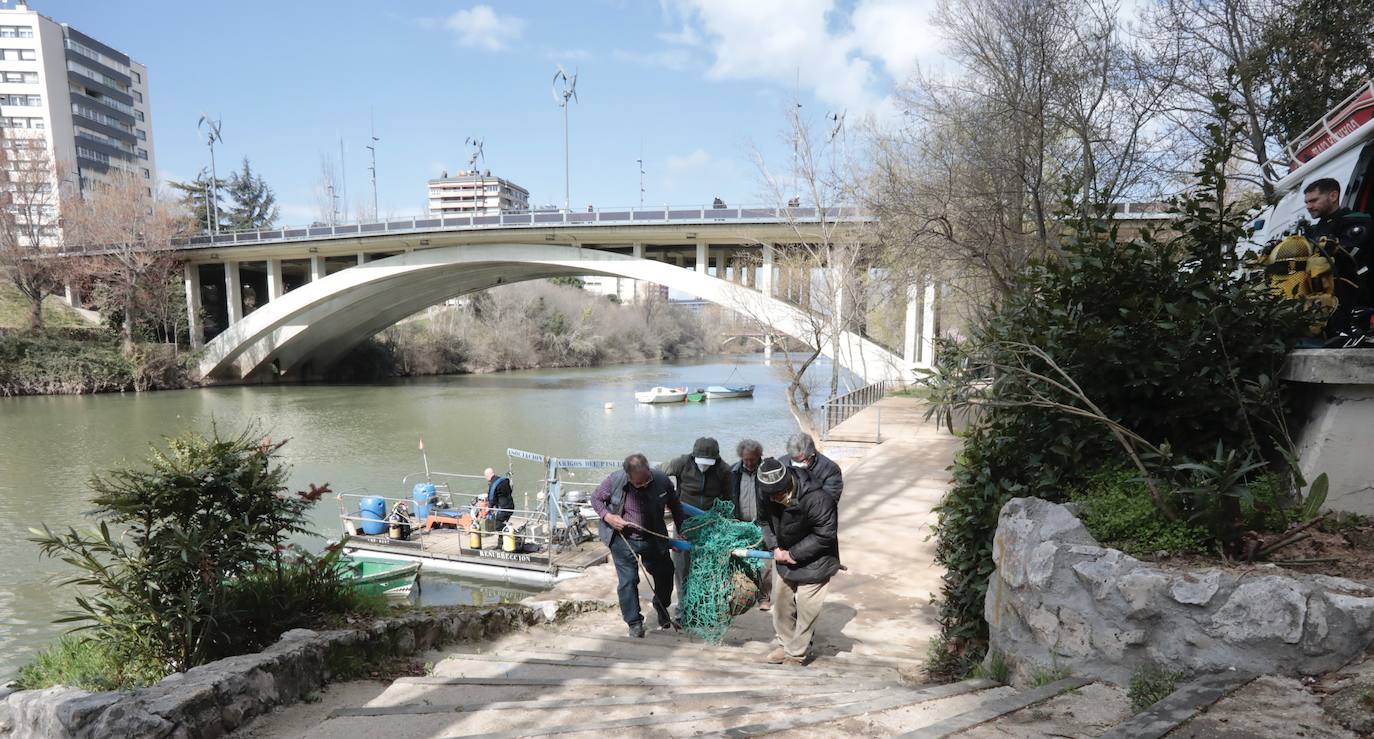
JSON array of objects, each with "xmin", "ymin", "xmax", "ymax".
[
  {"xmin": 0, "ymin": 332, "xmax": 193, "ymax": 396},
  {"xmin": 30, "ymin": 427, "xmax": 371, "ymax": 677},
  {"xmin": 1129, "ymin": 666, "xmax": 1184, "ymax": 711},
  {"xmin": 923, "ymin": 127, "xmax": 1313, "ymax": 677},
  {"xmin": 13, "ymin": 637, "xmax": 163, "ymax": 692},
  {"xmin": 1071, "ymin": 468, "xmax": 1210, "ymax": 556}
]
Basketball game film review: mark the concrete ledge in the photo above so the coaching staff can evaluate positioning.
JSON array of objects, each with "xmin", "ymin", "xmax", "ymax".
[
  {"xmin": 1281, "ymin": 349, "xmax": 1374, "ymax": 385},
  {"xmin": 0, "ymin": 603, "xmax": 596, "ymax": 739}
]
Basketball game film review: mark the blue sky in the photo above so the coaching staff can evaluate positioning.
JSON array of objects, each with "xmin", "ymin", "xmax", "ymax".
[{"xmin": 40, "ymin": 0, "xmax": 937, "ymax": 225}]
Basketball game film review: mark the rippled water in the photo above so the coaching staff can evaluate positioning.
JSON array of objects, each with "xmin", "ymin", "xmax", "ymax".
[{"xmin": 0, "ymin": 355, "xmax": 813, "ymax": 678}]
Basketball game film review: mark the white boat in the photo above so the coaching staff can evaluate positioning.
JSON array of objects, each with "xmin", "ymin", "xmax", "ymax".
[
  {"xmin": 706, "ymin": 384, "xmax": 755, "ymax": 399},
  {"xmin": 635, "ymin": 386, "xmax": 688, "ymax": 404}
]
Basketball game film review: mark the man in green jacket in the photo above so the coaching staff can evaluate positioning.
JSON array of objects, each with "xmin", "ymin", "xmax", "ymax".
[{"xmin": 660, "ymin": 437, "xmax": 731, "ymax": 618}]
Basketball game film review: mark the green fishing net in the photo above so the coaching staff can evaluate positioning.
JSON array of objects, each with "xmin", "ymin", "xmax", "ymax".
[{"xmin": 678, "ymin": 500, "xmax": 765, "ymax": 642}]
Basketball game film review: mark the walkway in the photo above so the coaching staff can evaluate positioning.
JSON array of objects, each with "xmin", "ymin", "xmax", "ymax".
[{"xmin": 239, "ymin": 396, "xmax": 964, "ymax": 736}]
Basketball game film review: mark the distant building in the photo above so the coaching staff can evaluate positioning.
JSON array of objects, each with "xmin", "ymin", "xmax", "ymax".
[
  {"xmin": 426, "ymin": 170, "xmax": 529, "ymax": 217},
  {"xmin": 0, "ymin": 0, "xmax": 156, "ymax": 202},
  {"xmin": 581, "ymin": 275, "xmax": 638, "ymax": 303}
]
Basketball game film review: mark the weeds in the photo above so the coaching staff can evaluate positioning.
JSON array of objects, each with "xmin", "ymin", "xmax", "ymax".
[
  {"xmin": 970, "ymin": 649, "xmax": 1011, "ymax": 683},
  {"xmin": 1129, "ymin": 666, "xmax": 1184, "ymax": 712},
  {"xmin": 1029, "ymin": 663, "xmax": 1071, "ymax": 687}
]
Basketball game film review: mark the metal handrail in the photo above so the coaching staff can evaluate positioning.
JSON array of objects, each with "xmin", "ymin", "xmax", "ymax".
[{"xmin": 819, "ymin": 379, "xmax": 891, "ymax": 440}]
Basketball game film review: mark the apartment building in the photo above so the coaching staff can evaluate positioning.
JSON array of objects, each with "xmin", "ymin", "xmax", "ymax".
[
  {"xmin": 0, "ymin": 0, "xmax": 156, "ymax": 210},
  {"xmin": 426, "ymin": 170, "xmax": 529, "ymax": 217}
]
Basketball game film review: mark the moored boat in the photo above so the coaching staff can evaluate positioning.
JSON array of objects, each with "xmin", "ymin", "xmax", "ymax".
[
  {"xmin": 635, "ymin": 386, "xmax": 688, "ymax": 404},
  {"xmin": 340, "ymin": 554, "xmax": 421, "ymax": 599},
  {"xmin": 686, "ymin": 388, "xmax": 706, "ymax": 402},
  {"xmin": 705, "ymin": 384, "xmax": 755, "ymax": 399}
]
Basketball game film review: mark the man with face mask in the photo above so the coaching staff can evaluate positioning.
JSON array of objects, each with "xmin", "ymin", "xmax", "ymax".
[
  {"xmin": 592, "ymin": 453, "xmax": 685, "ymax": 637},
  {"xmin": 660, "ymin": 437, "xmax": 731, "ymax": 618},
  {"xmin": 780, "ymin": 433, "xmax": 843, "ymax": 503},
  {"xmin": 757, "ymin": 457, "xmax": 840, "ymax": 666},
  {"xmin": 731, "ymin": 439, "xmax": 772, "ymax": 610}
]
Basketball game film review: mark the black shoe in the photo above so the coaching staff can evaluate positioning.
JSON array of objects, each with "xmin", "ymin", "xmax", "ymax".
[
  {"xmin": 628, "ymin": 622, "xmax": 646, "ymax": 638},
  {"xmin": 658, "ymin": 615, "xmax": 681, "ymax": 630}
]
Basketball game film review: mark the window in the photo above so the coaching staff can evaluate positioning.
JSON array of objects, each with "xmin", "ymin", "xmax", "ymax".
[
  {"xmin": 0, "ymin": 27, "xmax": 34, "ymax": 39},
  {"xmin": 132, "ymin": 70, "xmax": 140, "ymax": 83},
  {"xmin": 141, "ymin": 167, "xmax": 150, "ymax": 179},
  {"xmin": 76, "ymin": 145, "xmax": 110, "ymax": 164},
  {"xmin": 19, "ymin": 49, "xmax": 33, "ymax": 61},
  {"xmin": 0, "ymin": 94, "xmax": 40, "ymax": 106},
  {"xmin": 135, "ymin": 128, "xmax": 145, "ymax": 140},
  {"xmin": 137, "ymin": 147, "xmax": 147, "ymax": 160},
  {"xmin": 2, "ymin": 71, "xmax": 37, "ymax": 83},
  {"xmin": 73, "ymin": 88, "xmax": 134, "ymax": 115},
  {"xmin": 0, "ymin": 116, "xmax": 43, "ymax": 129},
  {"xmin": 71, "ymin": 102, "xmax": 132, "ymax": 131},
  {"xmin": 135, "ymin": 110, "xmax": 144, "ymax": 122},
  {"xmin": 133, "ymin": 90, "xmax": 141, "ymax": 103}
]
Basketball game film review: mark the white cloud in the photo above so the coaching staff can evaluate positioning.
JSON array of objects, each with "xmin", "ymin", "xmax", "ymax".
[
  {"xmin": 612, "ymin": 48, "xmax": 693, "ymax": 72},
  {"xmin": 662, "ymin": 147, "xmax": 740, "ymax": 195},
  {"xmin": 550, "ymin": 48, "xmax": 592, "ymax": 61},
  {"xmin": 666, "ymin": 0, "xmax": 938, "ymax": 120},
  {"xmin": 440, "ymin": 5, "xmax": 525, "ymax": 51},
  {"xmin": 656, "ymin": 25, "xmax": 701, "ymax": 46}
]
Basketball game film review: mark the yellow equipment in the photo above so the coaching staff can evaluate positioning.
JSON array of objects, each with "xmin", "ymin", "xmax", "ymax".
[{"xmin": 1265, "ymin": 234, "xmax": 1338, "ymax": 330}]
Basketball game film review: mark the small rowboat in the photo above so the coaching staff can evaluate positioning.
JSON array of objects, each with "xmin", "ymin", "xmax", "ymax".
[
  {"xmin": 635, "ymin": 386, "xmax": 688, "ymax": 404},
  {"xmin": 340, "ymin": 554, "xmax": 421, "ymax": 599},
  {"xmin": 686, "ymin": 389, "xmax": 707, "ymax": 403},
  {"xmin": 706, "ymin": 384, "xmax": 755, "ymax": 399}
]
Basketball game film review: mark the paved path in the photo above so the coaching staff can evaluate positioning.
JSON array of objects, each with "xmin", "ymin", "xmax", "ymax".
[{"xmin": 239, "ymin": 396, "xmax": 963, "ymax": 737}]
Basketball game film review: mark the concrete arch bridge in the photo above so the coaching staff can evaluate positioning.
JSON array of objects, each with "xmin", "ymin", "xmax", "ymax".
[{"xmin": 173, "ymin": 207, "xmax": 940, "ymax": 383}]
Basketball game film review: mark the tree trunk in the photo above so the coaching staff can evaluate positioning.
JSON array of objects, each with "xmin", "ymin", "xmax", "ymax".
[{"xmin": 27, "ymin": 294, "xmax": 42, "ymax": 333}]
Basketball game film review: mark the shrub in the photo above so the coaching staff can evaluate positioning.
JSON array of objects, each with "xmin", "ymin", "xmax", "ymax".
[
  {"xmin": 1129, "ymin": 666, "xmax": 1184, "ymax": 711},
  {"xmin": 923, "ymin": 123, "xmax": 1313, "ymax": 677},
  {"xmin": 13, "ymin": 636, "xmax": 163, "ymax": 692},
  {"xmin": 1071, "ymin": 468, "xmax": 1210, "ymax": 556},
  {"xmin": 30, "ymin": 427, "xmax": 366, "ymax": 676}
]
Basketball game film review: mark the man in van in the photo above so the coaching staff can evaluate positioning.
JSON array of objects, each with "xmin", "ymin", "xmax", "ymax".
[{"xmin": 1302, "ymin": 178, "xmax": 1373, "ymax": 338}]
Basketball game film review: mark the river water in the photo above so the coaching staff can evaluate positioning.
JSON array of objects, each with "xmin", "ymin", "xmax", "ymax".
[{"xmin": 0, "ymin": 355, "xmax": 813, "ymax": 679}]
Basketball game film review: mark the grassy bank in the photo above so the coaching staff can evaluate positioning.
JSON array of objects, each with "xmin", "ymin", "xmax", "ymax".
[{"xmin": 0, "ymin": 331, "xmax": 194, "ymax": 396}]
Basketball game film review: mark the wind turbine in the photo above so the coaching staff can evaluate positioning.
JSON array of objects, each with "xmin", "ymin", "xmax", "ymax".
[
  {"xmin": 552, "ymin": 65, "xmax": 578, "ymax": 212},
  {"xmin": 464, "ymin": 136, "xmax": 485, "ymax": 172},
  {"xmin": 827, "ymin": 110, "xmax": 846, "ymax": 143},
  {"xmin": 197, "ymin": 115, "xmax": 223, "ymax": 234},
  {"xmin": 366, "ymin": 110, "xmax": 379, "ymax": 220}
]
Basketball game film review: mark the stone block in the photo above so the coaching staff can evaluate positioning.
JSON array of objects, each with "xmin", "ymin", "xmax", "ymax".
[{"xmin": 1169, "ymin": 570, "xmax": 1223, "ymax": 606}]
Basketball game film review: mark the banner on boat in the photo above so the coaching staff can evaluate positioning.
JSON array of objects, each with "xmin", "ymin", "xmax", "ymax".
[
  {"xmin": 553, "ymin": 457, "xmax": 621, "ymax": 470},
  {"xmin": 506, "ymin": 448, "xmax": 547, "ymax": 464}
]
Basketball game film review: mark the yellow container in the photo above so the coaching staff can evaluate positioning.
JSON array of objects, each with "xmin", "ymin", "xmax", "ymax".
[
  {"xmin": 469, "ymin": 528, "xmax": 483, "ymax": 549},
  {"xmin": 502, "ymin": 528, "xmax": 518, "ymax": 552}
]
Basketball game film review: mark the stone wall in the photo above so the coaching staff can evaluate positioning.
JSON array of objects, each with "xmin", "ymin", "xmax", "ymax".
[
  {"xmin": 986, "ymin": 498, "xmax": 1374, "ymax": 686},
  {"xmin": 0, "ymin": 601, "xmax": 597, "ymax": 739}
]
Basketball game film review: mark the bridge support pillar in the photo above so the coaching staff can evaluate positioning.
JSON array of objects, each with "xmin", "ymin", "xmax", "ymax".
[
  {"xmin": 224, "ymin": 261, "xmax": 243, "ymax": 325},
  {"xmin": 760, "ymin": 243, "xmax": 774, "ymax": 297},
  {"xmin": 903, "ymin": 284, "xmax": 918, "ymax": 368},
  {"xmin": 695, "ymin": 241, "xmax": 708, "ymax": 275},
  {"xmin": 266, "ymin": 258, "xmax": 283, "ymax": 302},
  {"xmin": 356, "ymin": 252, "xmax": 366, "ymax": 266},
  {"xmin": 63, "ymin": 281, "xmax": 80, "ymax": 308},
  {"xmin": 764, "ymin": 333, "xmax": 773, "ymax": 362},
  {"xmin": 309, "ymin": 255, "xmax": 324, "ymax": 282},
  {"xmin": 920, "ymin": 279, "xmax": 937, "ymax": 366},
  {"xmin": 184, "ymin": 263, "xmax": 203, "ymax": 350}
]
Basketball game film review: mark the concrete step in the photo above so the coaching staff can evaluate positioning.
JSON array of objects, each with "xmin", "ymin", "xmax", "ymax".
[
  {"xmin": 429, "ymin": 650, "xmax": 880, "ymax": 681},
  {"xmin": 422, "ymin": 658, "xmax": 875, "ymax": 689},
  {"xmin": 894, "ymin": 676, "xmax": 1094, "ymax": 738}
]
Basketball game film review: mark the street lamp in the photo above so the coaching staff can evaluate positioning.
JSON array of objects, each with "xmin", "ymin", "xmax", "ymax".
[
  {"xmin": 552, "ymin": 66, "xmax": 578, "ymax": 212},
  {"xmin": 197, "ymin": 115, "xmax": 223, "ymax": 234}
]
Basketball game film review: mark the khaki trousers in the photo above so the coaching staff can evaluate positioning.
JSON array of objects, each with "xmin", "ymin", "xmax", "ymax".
[{"xmin": 771, "ymin": 569, "xmax": 830, "ymax": 659}]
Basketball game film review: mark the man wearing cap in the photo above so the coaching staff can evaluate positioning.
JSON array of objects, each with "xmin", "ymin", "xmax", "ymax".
[
  {"xmin": 781, "ymin": 432, "xmax": 843, "ymax": 503},
  {"xmin": 660, "ymin": 437, "xmax": 731, "ymax": 617},
  {"xmin": 756, "ymin": 457, "xmax": 840, "ymax": 666},
  {"xmin": 592, "ymin": 453, "xmax": 685, "ymax": 637},
  {"xmin": 731, "ymin": 439, "xmax": 772, "ymax": 610}
]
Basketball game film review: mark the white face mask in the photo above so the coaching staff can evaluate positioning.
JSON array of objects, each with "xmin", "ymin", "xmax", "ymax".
[
  {"xmin": 792, "ymin": 458, "xmax": 810, "ymax": 469},
  {"xmin": 694, "ymin": 457, "xmax": 715, "ymax": 471}
]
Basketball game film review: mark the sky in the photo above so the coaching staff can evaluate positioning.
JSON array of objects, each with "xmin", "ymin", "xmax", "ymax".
[{"xmin": 38, "ymin": 0, "xmax": 940, "ymax": 225}]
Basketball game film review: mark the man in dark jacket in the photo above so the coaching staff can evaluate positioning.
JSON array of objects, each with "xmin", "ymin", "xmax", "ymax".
[
  {"xmin": 781, "ymin": 433, "xmax": 843, "ymax": 503},
  {"xmin": 661, "ymin": 437, "xmax": 731, "ymax": 616},
  {"xmin": 1302, "ymin": 177, "xmax": 1374, "ymax": 338},
  {"xmin": 757, "ymin": 457, "xmax": 839, "ymax": 666},
  {"xmin": 730, "ymin": 438, "xmax": 772, "ymax": 610},
  {"xmin": 591, "ymin": 454, "xmax": 685, "ymax": 637},
  {"xmin": 482, "ymin": 467, "xmax": 516, "ymax": 527}
]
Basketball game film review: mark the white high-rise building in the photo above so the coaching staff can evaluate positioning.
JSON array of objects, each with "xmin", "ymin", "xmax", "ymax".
[
  {"xmin": 426, "ymin": 170, "xmax": 529, "ymax": 217},
  {"xmin": 0, "ymin": 0, "xmax": 156, "ymax": 213}
]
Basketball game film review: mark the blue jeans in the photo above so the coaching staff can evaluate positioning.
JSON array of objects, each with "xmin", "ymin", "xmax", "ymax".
[{"xmin": 608, "ymin": 534, "xmax": 675, "ymax": 627}]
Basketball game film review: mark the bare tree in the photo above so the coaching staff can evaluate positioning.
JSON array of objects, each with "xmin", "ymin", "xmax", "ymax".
[
  {"xmin": 736, "ymin": 103, "xmax": 880, "ymax": 441},
  {"xmin": 0, "ymin": 128, "xmax": 65, "ymax": 331},
  {"xmin": 64, "ymin": 172, "xmax": 184, "ymax": 354},
  {"xmin": 868, "ymin": 0, "xmax": 1179, "ymax": 304},
  {"xmin": 315, "ymin": 153, "xmax": 340, "ymax": 226}
]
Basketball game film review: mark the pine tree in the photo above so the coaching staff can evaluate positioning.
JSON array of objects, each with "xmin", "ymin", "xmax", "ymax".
[
  {"xmin": 1262, "ymin": 0, "xmax": 1374, "ymax": 141},
  {"xmin": 224, "ymin": 158, "xmax": 279, "ymax": 231},
  {"xmin": 168, "ymin": 169, "xmax": 226, "ymax": 234}
]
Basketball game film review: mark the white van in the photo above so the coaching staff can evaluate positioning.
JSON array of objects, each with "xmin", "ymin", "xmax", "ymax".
[{"xmin": 1252, "ymin": 80, "xmax": 1374, "ymax": 244}]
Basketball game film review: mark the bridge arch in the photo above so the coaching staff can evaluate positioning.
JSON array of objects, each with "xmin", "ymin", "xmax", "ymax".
[{"xmin": 197, "ymin": 243, "xmax": 906, "ymax": 382}]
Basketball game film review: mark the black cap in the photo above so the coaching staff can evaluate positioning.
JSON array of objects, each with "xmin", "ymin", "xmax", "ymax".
[
  {"xmin": 757, "ymin": 458, "xmax": 791, "ymax": 496},
  {"xmin": 691, "ymin": 437, "xmax": 720, "ymax": 458}
]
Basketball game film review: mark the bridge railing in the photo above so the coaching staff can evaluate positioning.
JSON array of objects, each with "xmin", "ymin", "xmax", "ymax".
[
  {"xmin": 167, "ymin": 203, "xmax": 874, "ymax": 250},
  {"xmin": 820, "ymin": 379, "xmax": 892, "ymax": 442}
]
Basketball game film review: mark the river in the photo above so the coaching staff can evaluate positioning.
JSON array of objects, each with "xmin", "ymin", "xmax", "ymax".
[{"xmin": 0, "ymin": 355, "xmax": 816, "ymax": 679}]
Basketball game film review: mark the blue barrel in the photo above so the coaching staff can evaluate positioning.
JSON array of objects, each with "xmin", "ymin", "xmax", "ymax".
[
  {"xmin": 359, "ymin": 496, "xmax": 386, "ymax": 535},
  {"xmin": 412, "ymin": 482, "xmax": 438, "ymax": 520}
]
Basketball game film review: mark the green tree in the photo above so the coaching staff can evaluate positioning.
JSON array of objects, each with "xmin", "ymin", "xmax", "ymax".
[
  {"xmin": 1262, "ymin": 0, "xmax": 1374, "ymax": 142},
  {"xmin": 167, "ymin": 168, "xmax": 226, "ymax": 233},
  {"xmin": 224, "ymin": 157, "xmax": 279, "ymax": 231}
]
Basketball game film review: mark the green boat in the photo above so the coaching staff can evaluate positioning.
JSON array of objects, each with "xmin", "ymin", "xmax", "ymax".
[
  {"xmin": 339, "ymin": 554, "xmax": 421, "ymax": 599},
  {"xmin": 686, "ymin": 388, "xmax": 707, "ymax": 402}
]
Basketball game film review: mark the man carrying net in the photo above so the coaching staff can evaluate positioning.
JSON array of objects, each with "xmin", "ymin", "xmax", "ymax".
[{"xmin": 591, "ymin": 453, "xmax": 685, "ymax": 638}]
